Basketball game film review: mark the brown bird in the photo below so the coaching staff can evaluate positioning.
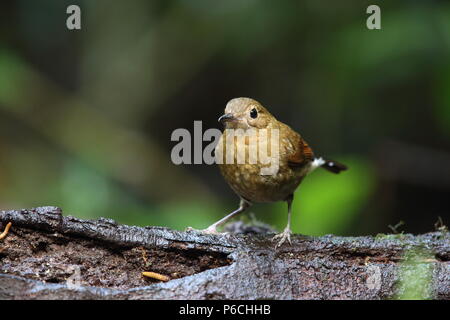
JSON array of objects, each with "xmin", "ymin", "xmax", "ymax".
[{"xmin": 203, "ymin": 97, "xmax": 347, "ymax": 247}]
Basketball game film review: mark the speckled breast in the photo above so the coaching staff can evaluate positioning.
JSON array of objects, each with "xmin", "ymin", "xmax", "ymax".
[{"xmin": 216, "ymin": 134, "xmax": 306, "ymax": 203}]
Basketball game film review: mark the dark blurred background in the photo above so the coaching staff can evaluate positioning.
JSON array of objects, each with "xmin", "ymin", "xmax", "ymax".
[{"xmin": 0, "ymin": 0, "xmax": 449, "ymax": 236}]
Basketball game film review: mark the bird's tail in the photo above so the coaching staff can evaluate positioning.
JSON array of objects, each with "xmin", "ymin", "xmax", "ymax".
[{"xmin": 320, "ymin": 159, "xmax": 348, "ymax": 174}]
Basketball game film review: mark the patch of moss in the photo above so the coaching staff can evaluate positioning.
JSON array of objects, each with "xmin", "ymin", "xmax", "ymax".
[{"xmin": 375, "ymin": 233, "xmax": 406, "ymax": 241}]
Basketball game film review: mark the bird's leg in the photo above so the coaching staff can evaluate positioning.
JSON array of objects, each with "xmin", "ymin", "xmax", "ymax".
[
  {"xmin": 202, "ymin": 198, "xmax": 251, "ymax": 234},
  {"xmin": 272, "ymin": 194, "xmax": 293, "ymax": 247}
]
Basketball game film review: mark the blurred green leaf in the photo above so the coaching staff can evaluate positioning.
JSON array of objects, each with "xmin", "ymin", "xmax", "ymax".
[
  {"xmin": 0, "ymin": 49, "xmax": 27, "ymax": 107},
  {"xmin": 280, "ymin": 156, "xmax": 375, "ymax": 236},
  {"xmin": 433, "ymin": 64, "xmax": 450, "ymax": 137},
  {"xmin": 156, "ymin": 201, "xmax": 222, "ymax": 230},
  {"xmin": 60, "ymin": 160, "xmax": 112, "ymax": 219}
]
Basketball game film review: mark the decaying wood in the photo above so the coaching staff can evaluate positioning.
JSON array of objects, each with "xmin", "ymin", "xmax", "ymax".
[{"xmin": 0, "ymin": 207, "xmax": 449, "ymax": 300}]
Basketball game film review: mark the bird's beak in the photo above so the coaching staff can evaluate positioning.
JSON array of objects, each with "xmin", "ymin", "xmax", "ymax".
[{"xmin": 218, "ymin": 113, "xmax": 235, "ymax": 124}]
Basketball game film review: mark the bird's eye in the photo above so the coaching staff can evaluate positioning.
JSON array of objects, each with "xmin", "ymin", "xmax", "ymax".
[{"xmin": 250, "ymin": 108, "xmax": 258, "ymax": 119}]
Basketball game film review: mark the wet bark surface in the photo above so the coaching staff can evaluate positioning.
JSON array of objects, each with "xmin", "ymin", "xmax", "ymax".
[{"xmin": 0, "ymin": 207, "xmax": 449, "ymax": 300}]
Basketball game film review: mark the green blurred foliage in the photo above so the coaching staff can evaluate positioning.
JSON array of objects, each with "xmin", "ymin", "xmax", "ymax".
[
  {"xmin": 293, "ymin": 156, "xmax": 375, "ymax": 236},
  {"xmin": 434, "ymin": 63, "xmax": 450, "ymax": 137},
  {"xmin": 265, "ymin": 156, "xmax": 374, "ymax": 236}
]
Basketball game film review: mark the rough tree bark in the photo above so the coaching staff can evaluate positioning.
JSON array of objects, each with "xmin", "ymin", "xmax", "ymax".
[{"xmin": 0, "ymin": 207, "xmax": 449, "ymax": 300}]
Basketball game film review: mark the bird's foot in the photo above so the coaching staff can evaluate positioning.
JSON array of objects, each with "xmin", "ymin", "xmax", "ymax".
[
  {"xmin": 271, "ymin": 227, "xmax": 292, "ymax": 248},
  {"xmin": 201, "ymin": 226, "xmax": 221, "ymax": 234},
  {"xmin": 185, "ymin": 225, "xmax": 225, "ymax": 235},
  {"xmin": 185, "ymin": 226, "xmax": 197, "ymax": 232}
]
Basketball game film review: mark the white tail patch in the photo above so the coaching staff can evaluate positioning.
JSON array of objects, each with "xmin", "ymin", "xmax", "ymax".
[{"xmin": 308, "ymin": 157, "xmax": 325, "ymax": 173}]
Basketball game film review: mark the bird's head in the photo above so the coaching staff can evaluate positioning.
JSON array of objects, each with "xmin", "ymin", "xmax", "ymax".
[{"xmin": 218, "ymin": 97, "xmax": 274, "ymax": 130}]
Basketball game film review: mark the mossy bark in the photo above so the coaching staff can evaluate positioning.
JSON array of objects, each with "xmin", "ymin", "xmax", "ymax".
[{"xmin": 0, "ymin": 207, "xmax": 449, "ymax": 300}]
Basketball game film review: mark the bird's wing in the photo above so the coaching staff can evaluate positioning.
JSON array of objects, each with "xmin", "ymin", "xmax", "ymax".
[{"xmin": 286, "ymin": 134, "xmax": 315, "ymax": 169}]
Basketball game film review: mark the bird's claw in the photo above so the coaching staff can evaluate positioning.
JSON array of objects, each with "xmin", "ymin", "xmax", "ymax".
[
  {"xmin": 271, "ymin": 227, "xmax": 292, "ymax": 248},
  {"xmin": 185, "ymin": 226, "xmax": 226, "ymax": 235},
  {"xmin": 202, "ymin": 226, "xmax": 220, "ymax": 234}
]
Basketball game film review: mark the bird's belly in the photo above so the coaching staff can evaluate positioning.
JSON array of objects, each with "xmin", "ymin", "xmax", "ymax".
[{"xmin": 219, "ymin": 163, "xmax": 304, "ymax": 203}]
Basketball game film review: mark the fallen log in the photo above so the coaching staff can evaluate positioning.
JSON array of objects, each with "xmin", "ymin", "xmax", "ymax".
[{"xmin": 0, "ymin": 207, "xmax": 448, "ymax": 299}]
